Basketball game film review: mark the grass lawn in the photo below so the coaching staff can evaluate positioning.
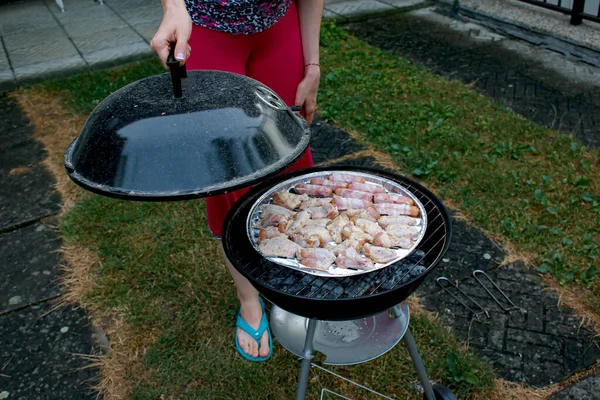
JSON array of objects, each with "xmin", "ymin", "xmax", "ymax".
[{"xmin": 23, "ymin": 21, "xmax": 599, "ymax": 399}]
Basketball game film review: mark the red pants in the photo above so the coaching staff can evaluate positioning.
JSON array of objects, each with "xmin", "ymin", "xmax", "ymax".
[{"xmin": 186, "ymin": 1, "xmax": 314, "ymax": 237}]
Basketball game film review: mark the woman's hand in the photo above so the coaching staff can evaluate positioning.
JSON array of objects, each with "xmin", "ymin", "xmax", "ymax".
[
  {"xmin": 294, "ymin": 65, "xmax": 321, "ymax": 125},
  {"xmin": 150, "ymin": 0, "xmax": 192, "ymax": 68}
]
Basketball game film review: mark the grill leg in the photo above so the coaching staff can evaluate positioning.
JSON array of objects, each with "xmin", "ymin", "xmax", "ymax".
[
  {"xmin": 296, "ymin": 319, "xmax": 319, "ymax": 400},
  {"xmin": 391, "ymin": 305, "xmax": 436, "ymax": 400}
]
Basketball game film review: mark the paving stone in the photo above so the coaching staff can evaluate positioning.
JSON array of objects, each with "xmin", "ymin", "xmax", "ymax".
[
  {"xmin": 416, "ymin": 215, "xmax": 504, "ymax": 295},
  {"xmin": 6, "ymin": 38, "xmax": 79, "ymax": 70},
  {"xmin": 346, "ymin": 8, "xmax": 600, "ymax": 146},
  {"xmin": 420, "ymin": 261, "xmax": 600, "ymax": 386},
  {"xmin": 310, "ymin": 119, "xmax": 367, "ymax": 165},
  {"xmin": 0, "ymin": 2, "xmax": 58, "ymax": 35},
  {"xmin": 13, "ymin": 56, "xmax": 87, "ymax": 83},
  {"xmin": 326, "ymin": 0, "xmax": 394, "ymax": 18},
  {"xmin": 0, "ymin": 302, "xmax": 99, "ymax": 400},
  {"xmin": 111, "ymin": 3, "xmax": 163, "ymax": 26},
  {"xmin": 0, "ymin": 220, "xmax": 62, "ymax": 313},
  {"xmin": 0, "ymin": 95, "xmax": 61, "ymax": 231},
  {"xmin": 323, "ymin": 9, "xmax": 343, "ymax": 19},
  {"xmin": 60, "ymin": 14, "xmax": 130, "ymax": 38},
  {"xmin": 551, "ymin": 370, "xmax": 600, "ymax": 399},
  {"xmin": 1, "ymin": 26, "xmax": 68, "ymax": 52},
  {"xmin": 0, "ymin": 165, "xmax": 61, "ymax": 233},
  {"xmin": 71, "ymin": 26, "xmax": 146, "ymax": 56},
  {"xmin": 84, "ymin": 42, "xmax": 153, "ymax": 68},
  {"xmin": 131, "ymin": 21, "xmax": 161, "ymax": 43},
  {"xmin": 378, "ymin": 0, "xmax": 426, "ymax": 8}
]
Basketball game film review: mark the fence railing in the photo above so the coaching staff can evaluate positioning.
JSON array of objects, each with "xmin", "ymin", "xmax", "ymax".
[{"xmin": 516, "ymin": 0, "xmax": 600, "ymax": 25}]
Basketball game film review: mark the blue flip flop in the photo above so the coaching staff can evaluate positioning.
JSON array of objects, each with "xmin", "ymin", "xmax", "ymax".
[{"xmin": 235, "ymin": 297, "xmax": 272, "ymax": 362}]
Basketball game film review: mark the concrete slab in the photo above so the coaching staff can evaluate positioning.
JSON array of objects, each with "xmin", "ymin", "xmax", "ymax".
[
  {"xmin": 0, "ymin": 302, "xmax": 99, "ymax": 400},
  {"xmin": 326, "ymin": 0, "xmax": 394, "ymax": 18},
  {"xmin": 85, "ymin": 41, "xmax": 153, "ymax": 68},
  {"xmin": 1, "ymin": 26, "xmax": 69, "ymax": 50},
  {"xmin": 310, "ymin": 119, "xmax": 367, "ymax": 164},
  {"xmin": 0, "ymin": 1, "xmax": 59, "ymax": 35},
  {"xmin": 323, "ymin": 9, "xmax": 343, "ymax": 19},
  {"xmin": 378, "ymin": 0, "xmax": 427, "ymax": 9},
  {"xmin": 0, "ymin": 128, "xmax": 45, "ymax": 173},
  {"xmin": 0, "ymin": 164, "xmax": 62, "ymax": 232},
  {"xmin": 0, "ymin": 220, "xmax": 62, "ymax": 313},
  {"xmin": 72, "ymin": 26, "xmax": 146, "ymax": 56},
  {"xmin": 131, "ymin": 21, "xmax": 161, "ymax": 43},
  {"xmin": 13, "ymin": 56, "xmax": 87, "ymax": 83},
  {"xmin": 111, "ymin": 3, "xmax": 163, "ymax": 27},
  {"xmin": 59, "ymin": 15, "xmax": 130, "ymax": 38},
  {"xmin": 5, "ymin": 37, "xmax": 79, "ymax": 70},
  {"xmin": 550, "ymin": 371, "xmax": 600, "ymax": 399}
]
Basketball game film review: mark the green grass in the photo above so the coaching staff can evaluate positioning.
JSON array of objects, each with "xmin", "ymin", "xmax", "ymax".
[
  {"xmin": 317, "ymin": 24, "xmax": 600, "ymax": 304},
  {"xmin": 35, "ymin": 21, "xmax": 600, "ymax": 398},
  {"xmin": 61, "ymin": 195, "xmax": 494, "ymax": 399}
]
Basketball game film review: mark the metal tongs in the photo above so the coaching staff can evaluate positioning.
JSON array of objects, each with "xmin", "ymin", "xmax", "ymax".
[
  {"xmin": 472, "ymin": 270, "xmax": 521, "ymax": 313},
  {"xmin": 436, "ymin": 270, "xmax": 525, "ymax": 322},
  {"xmin": 436, "ymin": 277, "xmax": 491, "ymax": 322}
]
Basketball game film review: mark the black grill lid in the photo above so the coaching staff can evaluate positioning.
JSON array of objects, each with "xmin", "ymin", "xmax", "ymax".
[{"xmin": 64, "ymin": 70, "xmax": 310, "ymax": 201}]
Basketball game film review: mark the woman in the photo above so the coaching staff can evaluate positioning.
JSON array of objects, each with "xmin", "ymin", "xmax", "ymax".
[{"xmin": 150, "ymin": 0, "xmax": 323, "ymax": 362}]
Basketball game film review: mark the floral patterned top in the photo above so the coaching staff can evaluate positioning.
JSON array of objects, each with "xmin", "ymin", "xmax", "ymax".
[{"xmin": 184, "ymin": 0, "xmax": 292, "ymax": 35}]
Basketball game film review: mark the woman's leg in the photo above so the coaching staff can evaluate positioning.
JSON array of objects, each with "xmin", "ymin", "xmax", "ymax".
[{"xmin": 187, "ymin": 26, "xmax": 268, "ymax": 358}]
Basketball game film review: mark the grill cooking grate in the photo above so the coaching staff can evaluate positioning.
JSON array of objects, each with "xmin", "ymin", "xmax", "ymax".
[{"xmin": 242, "ymin": 180, "xmax": 448, "ymax": 300}]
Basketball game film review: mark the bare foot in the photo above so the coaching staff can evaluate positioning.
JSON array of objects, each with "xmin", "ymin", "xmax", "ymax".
[{"xmin": 238, "ymin": 299, "xmax": 270, "ymax": 358}]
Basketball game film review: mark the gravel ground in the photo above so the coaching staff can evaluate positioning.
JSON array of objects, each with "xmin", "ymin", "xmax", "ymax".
[{"xmin": 450, "ymin": 0, "xmax": 600, "ymax": 51}]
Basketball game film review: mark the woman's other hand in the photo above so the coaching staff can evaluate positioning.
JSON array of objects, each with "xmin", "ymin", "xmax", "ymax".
[
  {"xmin": 294, "ymin": 64, "xmax": 320, "ymax": 125},
  {"xmin": 151, "ymin": 0, "xmax": 192, "ymax": 68}
]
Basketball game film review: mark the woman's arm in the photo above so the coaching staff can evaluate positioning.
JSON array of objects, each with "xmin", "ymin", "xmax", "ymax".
[
  {"xmin": 295, "ymin": 0, "xmax": 324, "ymax": 124},
  {"xmin": 150, "ymin": 0, "xmax": 192, "ymax": 68}
]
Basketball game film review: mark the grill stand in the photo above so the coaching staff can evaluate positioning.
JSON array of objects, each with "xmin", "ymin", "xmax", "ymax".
[{"xmin": 271, "ymin": 304, "xmax": 440, "ymax": 400}]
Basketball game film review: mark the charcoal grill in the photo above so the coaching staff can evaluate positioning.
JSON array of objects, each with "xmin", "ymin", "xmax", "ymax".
[{"xmin": 223, "ymin": 165, "xmax": 455, "ymax": 400}]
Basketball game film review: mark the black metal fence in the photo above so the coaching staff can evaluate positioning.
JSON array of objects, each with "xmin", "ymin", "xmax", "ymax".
[{"xmin": 516, "ymin": 0, "xmax": 600, "ymax": 25}]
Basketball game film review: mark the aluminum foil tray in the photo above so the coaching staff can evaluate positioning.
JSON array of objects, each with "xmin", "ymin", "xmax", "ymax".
[{"xmin": 246, "ymin": 171, "xmax": 428, "ymax": 277}]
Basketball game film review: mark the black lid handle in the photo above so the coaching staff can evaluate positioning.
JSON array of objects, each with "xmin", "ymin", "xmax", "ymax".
[{"xmin": 167, "ymin": 45, "xmax": 188, "ymax": 98}]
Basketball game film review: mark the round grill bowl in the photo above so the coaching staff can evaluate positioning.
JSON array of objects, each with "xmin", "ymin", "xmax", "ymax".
[{"xmin": 223, "ymin": 166, "xmax": 452, "ymax": 321}]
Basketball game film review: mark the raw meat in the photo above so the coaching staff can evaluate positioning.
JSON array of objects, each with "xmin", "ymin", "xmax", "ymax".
[
  {"xmin": 378, "ymin": 216, "xmax": 420, "ymax": 228},
  {"xmin": 372, "ymin": 232, "xmax": 413, "ymax": 249},
  {"xmin": 373, "ymin": 203, "xmax": 420, "ymax": 217},
  {"xmin": 354, "ymin": 218, "xmax": 384, "ymax": 237},
  {"xmin": 363, "ymin": 243, "xmax": 397, "ymax": 263},
  {"xmin": 373, "ymin": 193, "xmax": 414, "ymax": 205},
  {"xmin": 273, "ymin": 190, "xmax": 309, "ymax": 210},
  {"xmin": 328, "ymin": 172, "xmax": 366, "ymax": 183},
  {"xmin": 348, "ymin": 182, "xmax": 386, "ymax": 194},
  {"xmin": 258, "ymin": 237, "xmax": 300, "ymax": 258},
  {"xmin": 310, "ymin": 178, "xmax": 348, "ymax": 190},
  {"xmin": 335, "ymin": 247, "xmax": 375, "ymax": 270},
  {"xmin": 334, "ymin": 196, "xmax": 371, "ymax": 210},
  {"xmin": 326, "ymin": 214, "xmax": 352, "ymax": 244},
  {"xmin": 297, "ymin": 248, "xmax": 336, "ymax": 270},
  {"xmin": 334, "ymin": 188, "xmax": 373, "ymax": 201},
  {"xmin": 294, "ymin": 183, "xmax": 332, "ymax": 197}
]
